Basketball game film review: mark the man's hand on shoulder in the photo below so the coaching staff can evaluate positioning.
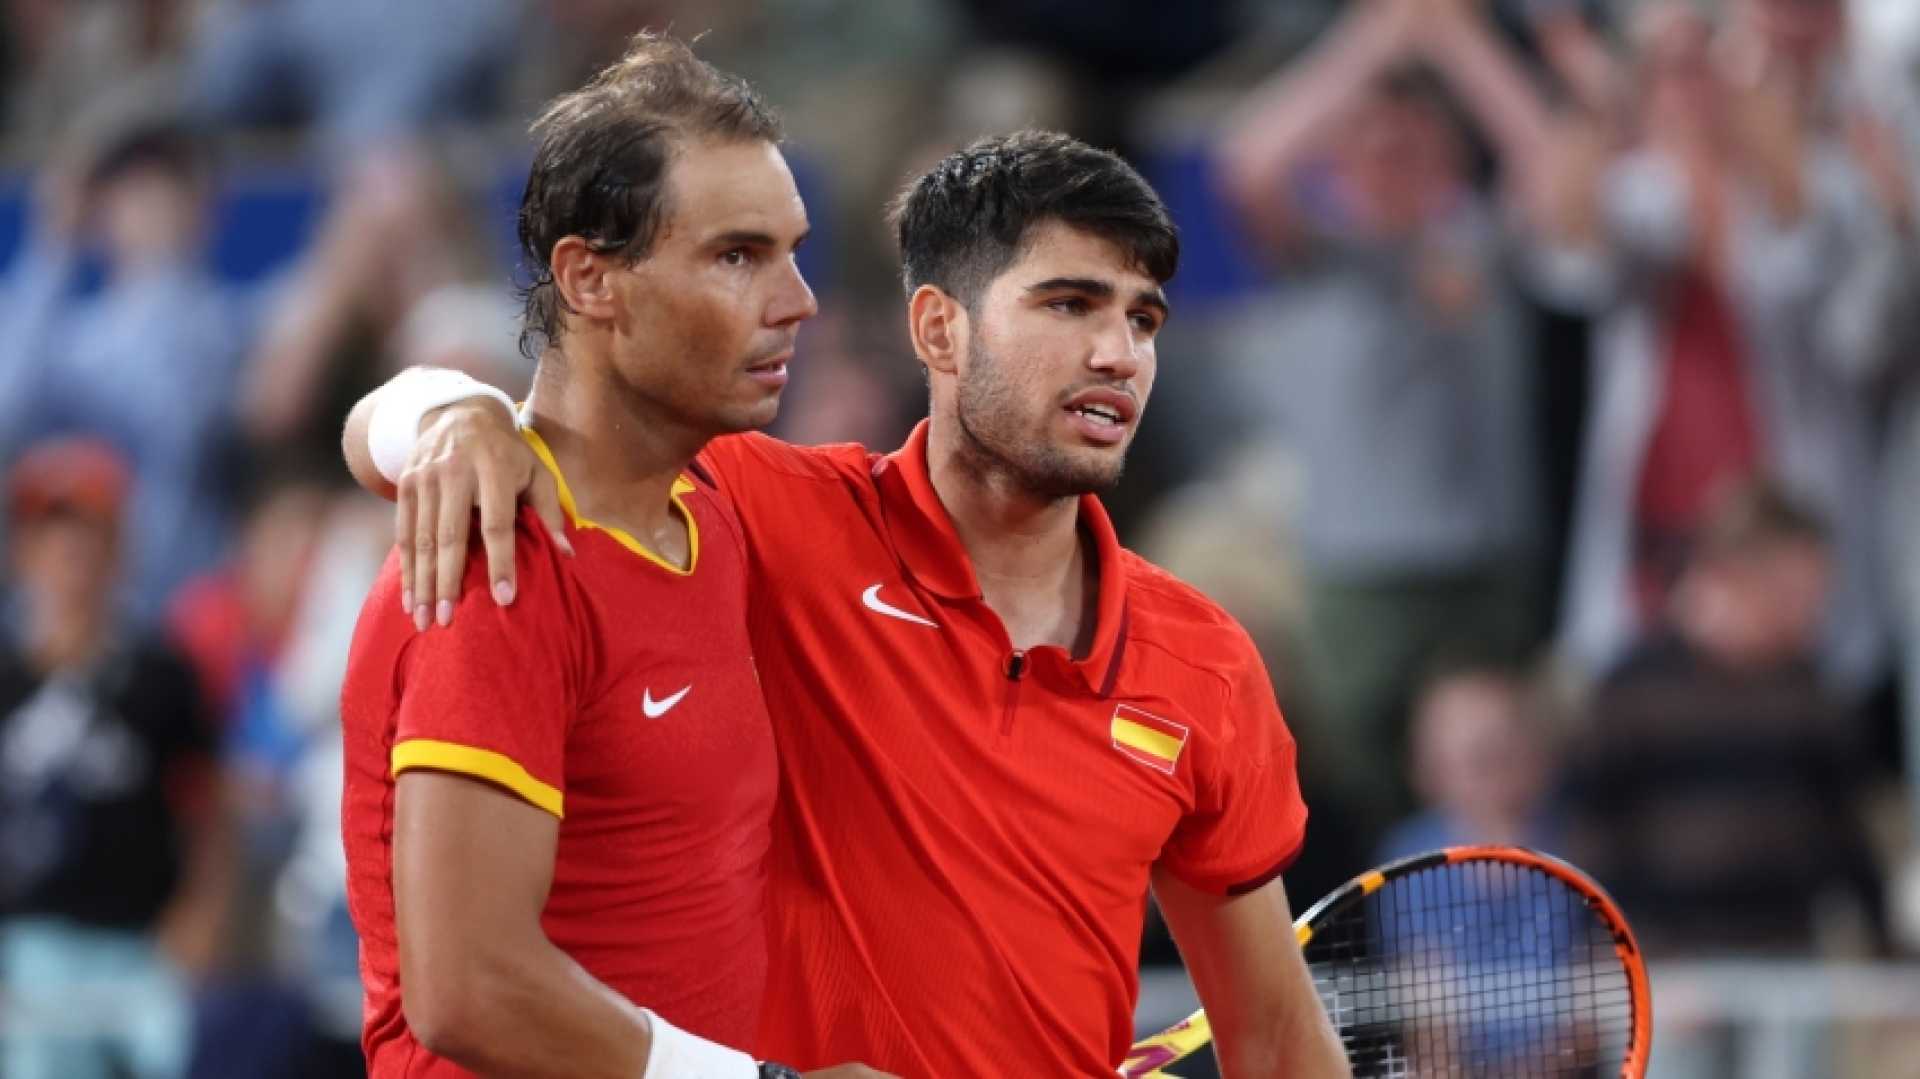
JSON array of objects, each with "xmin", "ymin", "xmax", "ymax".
[{"xmin": 396, "ymin": 398, "xmax": 569, "ymax": 631}]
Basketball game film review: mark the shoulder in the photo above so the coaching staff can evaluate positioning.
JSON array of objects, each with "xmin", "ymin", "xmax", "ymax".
[
  {"xmin": 347, "ymin": 512, "xmax": 584, "ymax": 672},
  {"xmin": 1120, "ymin": 549, "xmax": 1265, "ymax": 674},
  {"xmin": 1116, "ymin": 549, "xmax": 1280, "ymax": 750},
  {"xmin": 698, "ymin": 431, "xmax": 878, "ymax": 488}
]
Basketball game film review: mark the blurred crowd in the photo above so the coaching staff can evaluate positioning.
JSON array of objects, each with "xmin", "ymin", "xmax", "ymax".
[{"xmin": 0, "ymin": 0, "xmax": 1917, "ymax": 1076}]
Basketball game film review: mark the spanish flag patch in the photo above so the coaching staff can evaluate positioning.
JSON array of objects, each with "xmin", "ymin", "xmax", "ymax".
[{"xmin": 1110, "ymin": 704, "xmax": 1189, "ymax": 774}]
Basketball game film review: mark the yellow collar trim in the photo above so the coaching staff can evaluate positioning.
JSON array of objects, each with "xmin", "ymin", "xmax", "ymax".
[{"xmin": 519, "ymin": 425, "xmax": 699, "ymax": 576}]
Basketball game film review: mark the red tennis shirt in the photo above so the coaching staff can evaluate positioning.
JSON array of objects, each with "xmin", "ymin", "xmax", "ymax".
[
  {"xmin": 339, "ymin": 429, "xmax": 776, "ymax": 1077},
  {"xmin": 698, "ymin": 421, "xmax": 1309, "ymax": 1077}
]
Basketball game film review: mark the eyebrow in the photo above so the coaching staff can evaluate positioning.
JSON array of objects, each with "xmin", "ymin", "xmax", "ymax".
[
  {"xmin": 1026, "ymin": 276, "xmax": 1169, "ymax": 316},
  {"xmin": 711, "ymin": 228, "xmax": 810, "ymax": 249}
]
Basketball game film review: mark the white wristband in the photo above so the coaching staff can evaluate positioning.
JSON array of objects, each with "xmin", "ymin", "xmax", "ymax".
[
  {"xmin": 368, "ymin": 368, "xmax": 517, "ymax": 485},
  {"xmin": 639, "ymin": 1009, "xmax": 759, "ymax": 1078}
]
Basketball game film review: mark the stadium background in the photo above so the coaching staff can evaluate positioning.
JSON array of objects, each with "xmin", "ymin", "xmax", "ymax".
[{"xmin": 1, "ymin": 0, "xmax": 1918, "ymax": 1075}]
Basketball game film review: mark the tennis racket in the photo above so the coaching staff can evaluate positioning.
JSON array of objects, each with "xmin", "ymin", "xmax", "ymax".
[{"xmin": 1123, "ymin": 846, "xmax": 1652, "ymax": 1078}]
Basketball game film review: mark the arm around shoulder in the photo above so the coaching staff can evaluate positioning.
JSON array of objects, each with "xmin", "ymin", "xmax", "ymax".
[{"xmin": 341, "ymin": 366, "xmax": 517, "ymax": 500}]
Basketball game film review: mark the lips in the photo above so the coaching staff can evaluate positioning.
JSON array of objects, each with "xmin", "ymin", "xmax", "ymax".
[
  {"xmin": 745, "ymin": 350, "xmax": 792, "ymax": 389},
  {"xmin": 1061, "ymin": 387, "xmax": 1138, "ymax": 429}
]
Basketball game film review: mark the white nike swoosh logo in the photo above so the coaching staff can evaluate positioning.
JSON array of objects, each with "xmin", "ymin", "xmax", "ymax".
[
  {"xmin": 861, "ymin": 583, "xmax": 938, "ymax": 628},
  {"xmin": 642, "ymin": 684, "xmax": 692, "ymax": 719}
]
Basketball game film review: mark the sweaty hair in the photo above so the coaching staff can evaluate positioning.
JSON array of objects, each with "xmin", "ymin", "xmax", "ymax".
[
  {"xmin": 888, "ymin": 130, "xmax": 1179, "ymax": 307},
  {"xmin": 516, "ymin": 32, "xmax": 782, "ymax": 358}
]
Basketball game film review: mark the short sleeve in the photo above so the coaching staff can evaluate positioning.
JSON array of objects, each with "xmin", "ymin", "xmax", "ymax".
[
  {"xmin": 390, "ymin": 512, "xmax": 583, "ymax": 818},
  {"xmin": 1158, "ymin": 641, "xmax": 1308, "ymax": 895}
]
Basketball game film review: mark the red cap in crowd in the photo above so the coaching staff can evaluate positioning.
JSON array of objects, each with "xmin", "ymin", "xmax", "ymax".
[{"xmin": 6, "ymin": 437, "xmax": 132, "ymax": 528}]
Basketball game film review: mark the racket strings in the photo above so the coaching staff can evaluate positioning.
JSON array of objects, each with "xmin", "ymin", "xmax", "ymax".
[{"xmin": 1304, "ymin": 861, "xmax": 1633, "ymax": 1077}]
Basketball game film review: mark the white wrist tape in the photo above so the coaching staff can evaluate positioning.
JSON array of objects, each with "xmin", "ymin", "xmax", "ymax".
[
  {"xmin": 368, "ymin": 368, "xmax": 517, "ymax": 485},
  {"xmin": 639, "ymin": 1009, "xmax": 759, "ymax": 1078}
]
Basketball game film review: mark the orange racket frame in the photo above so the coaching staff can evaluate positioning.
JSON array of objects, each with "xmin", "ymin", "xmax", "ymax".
[{"xmin": 1122, "ymin": 845, "xmax": 1653, "ymax": 1077}]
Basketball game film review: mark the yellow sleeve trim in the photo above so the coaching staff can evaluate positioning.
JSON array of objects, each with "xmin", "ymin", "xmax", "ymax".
[
  {"xmin": 518, "ymin": 425, "xmax": 699, "ymax": 576},
  {"xmin": 391, "ymin": 739, "xmax": 565, "ymax": 819}
]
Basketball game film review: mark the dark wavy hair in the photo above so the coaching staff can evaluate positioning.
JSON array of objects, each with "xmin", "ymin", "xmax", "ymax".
[
  {"xmin": 887, "ymin": 130, "xmax": 1179, "ymax": 307},
  {"xmin": 515, "ymin": 33, "xmax": 781, "ymax": 358}
]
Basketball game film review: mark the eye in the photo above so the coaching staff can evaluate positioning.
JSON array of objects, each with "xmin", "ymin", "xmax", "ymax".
[
  {"xmin": 1047, "ymin": 297, "xmax": 1090, "ymax": 316},
  {"xmin": 1129, "ymin": 311, "xmax": 1163, "ymax": 335},
  {"xmin": 720, "ymin": 247, "xmax": 755, "ymax": 267}
]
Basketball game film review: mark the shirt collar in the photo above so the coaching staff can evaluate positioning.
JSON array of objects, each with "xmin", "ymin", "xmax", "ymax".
[{"xmin": 874, "ymin": 419, "xmax": 1131, "ymax": 695}]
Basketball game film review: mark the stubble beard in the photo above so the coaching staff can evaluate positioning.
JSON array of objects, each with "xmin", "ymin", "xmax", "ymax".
[{"xmin": 953, "ymin": 337, "xmax": 1126, "ymax": 501}]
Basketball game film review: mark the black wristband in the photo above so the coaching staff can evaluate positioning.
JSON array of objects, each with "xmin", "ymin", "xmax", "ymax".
[{"xmin": 757, "ymin": 1063, "xmax": 802, "ymax": 1079}]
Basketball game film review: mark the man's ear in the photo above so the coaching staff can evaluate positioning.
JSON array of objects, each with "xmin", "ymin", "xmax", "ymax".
[
  {"xmin": 907, "ymin": 284, "xmax": 967, "ymax": 377},
  {"xmin": 551, "ymin": 237, "xmax": 620, "ymax": 324}
]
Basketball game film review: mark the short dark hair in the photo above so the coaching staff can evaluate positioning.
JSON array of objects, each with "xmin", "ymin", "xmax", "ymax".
[
  {"xmin": 516, "ymin": 32, "xmax": 782, "ymax": 358},
  {"xmin": 87, "ymin": 120, "xmax": 208, "ymax": 191},
  {"xmin": 1696, "ymin": 480, "xmax": 1829, "ymax": 562},
  {"xmin": 888, "ymin": 130, "xmax": 1179, "ymax": 306}
]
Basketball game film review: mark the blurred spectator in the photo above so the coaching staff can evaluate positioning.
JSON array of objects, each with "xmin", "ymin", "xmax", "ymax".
[
  {"xmin": 0, "ymin": 437, "xmax": 232, "ymax": 1079},
  {"xmin": 1564, "ymin": 481, "xmax": 1881, "ymax": 957},
  {"xmin": 1377, "ymin": 663, "xmax": 1565, "ymax": 864},
  {"xmin": 185, "ymin": 0, "xmax": 523, "ymax": 152},
  {"xmin": 1846, "ymin": 0, "xmax": 1920, "ymax": 956},
  {"xmin": 167, "ymin": 465, "xmax": 334, "ymax": 730},
  {"xmin": 0, "ymin": 116, "xmax": 254, "ymax": 623},
  {"xmin": 219, "ymin": 295, "xmax": 511, "ymax": 1067},
  {"xmin": 950, "ymin": 0, "xmax": 1247, "ymax": 151},
  {"xmin": 1529, "ymin": 0, "xmax": 1915, "ymax": 696},
  {"xmin": 163, "ymin": 461, "xmax": 386, "ymax": 1078},
  {"xmin": 242, "ymin": 145, "xmax": 503, "ymax": 455},
  {"xmin": 1211, "ymin": 0, "xmax": 1553, "ymax": 832},
  {"xmin": 2, "ymin": 0, "xmax": 189, "ymax": 154}
]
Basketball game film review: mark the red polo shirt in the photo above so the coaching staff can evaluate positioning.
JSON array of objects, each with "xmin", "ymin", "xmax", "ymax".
[
  {"xmin": 698, "ymin": 421, "xmax": 1308, "ymax": 1077},
  {"xmin": 340, "ymin": 431, "xmax": 777, "ymax": 1076}
]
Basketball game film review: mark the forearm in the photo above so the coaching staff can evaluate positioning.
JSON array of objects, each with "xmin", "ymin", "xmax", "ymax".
[
  {"xmin": 410, "ymin": 931, "xmax": 656, "ymax": 1078},
  {"xmin": 1420, "ymin": 7, "xmax": 1557, "ymax": 200},
  {"xmin": 341, "ymin": 366, "xmax": 517, "ymax": 500},
  {"xmin": 343, "ymin": 386, "xmax": 393, "ymax": 498},
  {"xmin": 1214, "ymin": 996, "xmax": 1348, "ymax": 1079},
  {"xmin": 1533, "ymin": 6, "xmax": 1624, "ymax": 118},
  {"xmin": 1203, "ymin": 943, "xmax": 1348, "ymax": 1079},
  {"xmin": 1218, "ymin": 4, "xmax": 1409, "ymax": 206}
]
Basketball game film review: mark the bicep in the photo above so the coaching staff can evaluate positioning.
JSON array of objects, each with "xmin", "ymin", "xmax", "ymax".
[
  {"xmin": 1153, "ymin": 867, "xmax": 1303, "ymax": 1009},
  {"xmin": 1154, "ymin": 868, "xmax": 1326, "ymax": 1072},
  {"xmin": 393, "ymin": 771, "xmax": 560, "ymax": 983}
]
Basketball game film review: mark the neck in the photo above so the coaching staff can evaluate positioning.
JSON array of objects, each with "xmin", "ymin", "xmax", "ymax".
[
  {"xmin": 927, "ymin": 415, "xmax": 1096, "ymax": 653},
  {"xmin": 524, "ymin": 340, "xmax": 707, "ymax": 538}
]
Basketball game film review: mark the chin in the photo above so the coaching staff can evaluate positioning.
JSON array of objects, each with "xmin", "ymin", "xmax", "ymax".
[
  {"xmin": 1028, "ymin": 453, "xmax": 1125, "ymax": 498},
  {"xmin": 716, "ymin": 397, "xmax": 782, "ymax": 434}
]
